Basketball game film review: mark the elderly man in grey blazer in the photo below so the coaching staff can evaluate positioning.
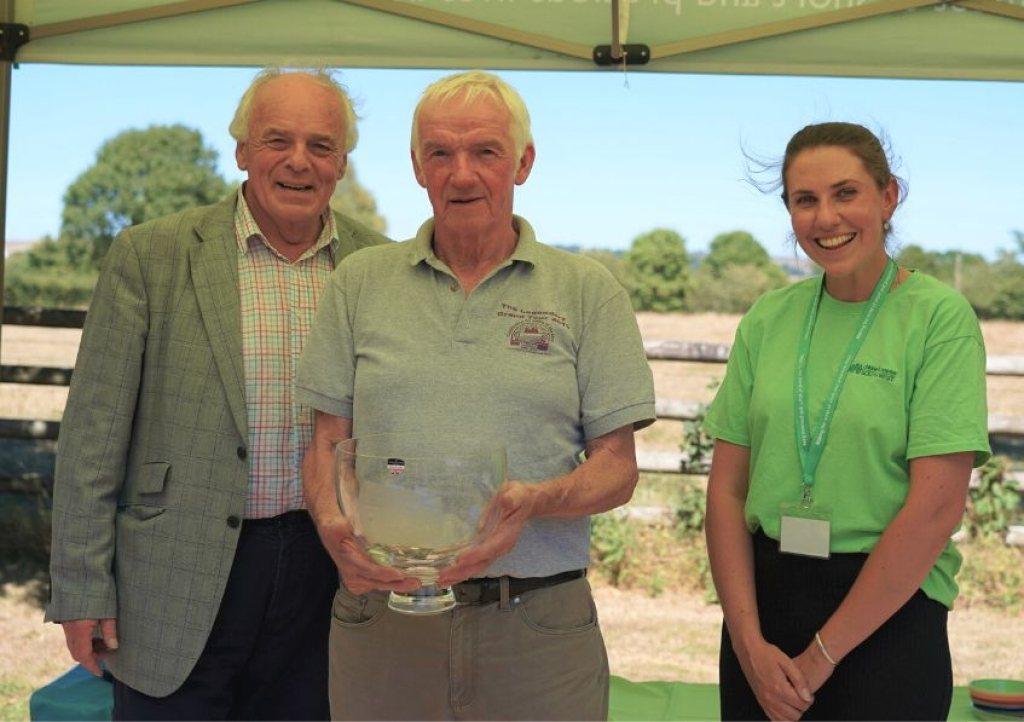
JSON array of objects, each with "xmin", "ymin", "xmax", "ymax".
[{"xmin": 46, "ymin": 67, "xmax": 387, "ymax": 720}]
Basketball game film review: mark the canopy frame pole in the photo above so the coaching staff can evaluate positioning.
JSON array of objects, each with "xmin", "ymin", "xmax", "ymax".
[
  {"xmin": 593, "ymin": 0, "xmax": 649, "ymax": 67},
  {"xmin": 958, "ymin": 0, "xmax": 1024, "ymax": 20},
  {"xmin": 0, "ymin": 0, "xmax": 14, "ymax": 363},
  {"xmin": 341, "ymin": 0, "xmax": 593, "ymax": 60},
  {"xmin": 30, "ymin": 0, "xmax": 261, "ymax": 40}
]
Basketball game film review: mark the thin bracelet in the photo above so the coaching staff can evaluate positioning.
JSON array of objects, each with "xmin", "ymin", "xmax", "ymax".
[{"xmin": 814, "ymin": 631, "xmax": 838, "ymax": 666}]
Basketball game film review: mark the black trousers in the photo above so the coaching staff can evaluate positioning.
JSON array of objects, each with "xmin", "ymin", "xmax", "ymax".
[
  {"xmin": 720, "ymin": 530, "xmax": 952, "ymax": 721},
  {"xmin": 113, "ymin": 510, "xmax": 338, "ymax": 721}
]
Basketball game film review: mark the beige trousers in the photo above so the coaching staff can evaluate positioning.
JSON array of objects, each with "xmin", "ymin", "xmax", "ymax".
[{"xmin": 328, "ymin": 576, "xmax": 609, "ymax": 721}]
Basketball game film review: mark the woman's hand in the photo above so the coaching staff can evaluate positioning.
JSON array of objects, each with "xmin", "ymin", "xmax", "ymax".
[
  {"xmin": 736, "ymin": 637, "xmax": 814, "ymax": 721},
  {"xmin": 793, "ymin": 639, "xmax": 837, "ymax": 697}
]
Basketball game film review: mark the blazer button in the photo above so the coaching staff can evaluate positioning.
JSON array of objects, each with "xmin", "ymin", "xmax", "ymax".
[
  {"xmin": 237, "ymin": 446, "xmax": 247, "ymax": 460},
  {"xmin": 226, "ymin": 515, "xmax": 241, "ymax": 529}
]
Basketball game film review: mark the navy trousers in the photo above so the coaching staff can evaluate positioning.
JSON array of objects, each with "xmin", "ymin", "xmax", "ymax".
[
  {"xmin": 113, "ymin": 510, "xmax": 338, "ymax": 721},
  {"xmin": 720, "ymin": 530, "xmax": 952, "ymax": 721}
]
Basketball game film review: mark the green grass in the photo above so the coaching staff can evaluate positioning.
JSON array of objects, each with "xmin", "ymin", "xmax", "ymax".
[{"xmin": 0, "ymin": 680, "xmax": 33, "ymax": 722}]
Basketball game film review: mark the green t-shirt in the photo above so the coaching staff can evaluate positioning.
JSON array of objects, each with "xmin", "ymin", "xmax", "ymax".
[{"xmin": 704, "ymin": 271, "xmax": 990, "ymax": 608}]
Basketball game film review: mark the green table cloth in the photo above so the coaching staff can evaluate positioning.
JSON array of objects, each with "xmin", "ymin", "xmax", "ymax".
[{"xmin": 609, "ymin": 676, "xmax": 983, "ymax": 721}]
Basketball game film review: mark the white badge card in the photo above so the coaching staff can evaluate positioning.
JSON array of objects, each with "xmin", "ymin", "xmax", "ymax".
[{"xmin": 779, "ymin": 502, "xmax": 831, "ymax": 559}]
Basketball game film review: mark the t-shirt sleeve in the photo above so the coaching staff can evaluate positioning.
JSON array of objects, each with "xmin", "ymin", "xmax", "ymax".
[
  {"xmin": 906, "ymin": 300, "xmax": 990, "ymax": 466},
  {"xmin": 296, "ymin": 267, "xmax": 356, "ymax": 419},
  {"xmin": 703, "ymin": 316, "xmax": 754, "ymax": 448}
]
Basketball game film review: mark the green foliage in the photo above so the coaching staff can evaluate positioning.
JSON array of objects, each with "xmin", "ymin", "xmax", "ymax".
[
  {"xmin": 673, "ymin": 480, "xmax": 707, "ymax": 534},
  {"xmin": 579, "ymin": 249, "xmax": 631, "ymax": 290},
  {"xmin": 623, "ymin": 228, "xmax": 691, "ymax": 312},
  {"xmin": 4, "ymin": 240, "xmax": 98, "ymax": 307},
  {"xmin": 899, "ymin": 240, "xmax": 1024, "ymax": 320},
  {"xmin": 688, "ymin": 231, "xmax": 788, "ymax": 313},
  {"xmin": 61, "ymin": 124, "xmax": 229, "ymax": 267},
  {"xmin": 680, "ymin": 380, "xmax": 719, "ymax": 474},
  {"xmin": 957, "ymin": 537, "xmax": 1024, "ymax": 612},
  {"xmin": 963, "ymin": 456, "xmax": 1022, "ymax": 538},
  {"xmin": 896, "ymin": 244, "xmax": 987, "ymax": 288},
  {"xmin": 703, "ymin": 231, "xmax": 775, "ymax": 275},
  {"xmin": 968, "ymin": 255, "xmax": 1024, "ymax": 320},
  {"xmin": 688, "ymin": 263, "xmax": 787, "ymax": 313},
  {"xmin": 590, "ymin": 512, "xmax": 633, "ymax": 586},
  {"xmin": 4, "ymin": 243, "xmax": 98, "ymax": 309},
  {"xmin": 330, "ymin": 163, "xmax": 388, "ymax": 233}
]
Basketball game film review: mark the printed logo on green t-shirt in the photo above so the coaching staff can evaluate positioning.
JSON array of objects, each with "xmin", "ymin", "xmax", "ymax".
[{"xmin": 849, "ymin": 362, "xmax": 897, "ymax": 383}]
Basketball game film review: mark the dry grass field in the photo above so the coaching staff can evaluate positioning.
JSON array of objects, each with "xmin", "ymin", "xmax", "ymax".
[{"xmin": 1, "ymin": 313, "xmax": 1023, "ymax": 717}]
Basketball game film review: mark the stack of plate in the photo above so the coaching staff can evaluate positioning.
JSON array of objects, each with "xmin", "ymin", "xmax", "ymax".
[{"xmin": 970, "ymin": 679, "xmax": 1024, "ymax": 719}]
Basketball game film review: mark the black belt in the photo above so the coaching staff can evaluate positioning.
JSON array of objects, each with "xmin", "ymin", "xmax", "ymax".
[
  {"xmin": 453, "ymin": 569, "xmax": 585, "ymax": 605},
  {"xmin": 241, "ymin": 510, "xmax": 312, "ymax": 528}
]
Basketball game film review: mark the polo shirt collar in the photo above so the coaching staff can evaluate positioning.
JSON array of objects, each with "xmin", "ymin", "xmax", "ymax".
[{"xmin": 409, "ymin": 214, "xmax": 540, "ymax": 269}]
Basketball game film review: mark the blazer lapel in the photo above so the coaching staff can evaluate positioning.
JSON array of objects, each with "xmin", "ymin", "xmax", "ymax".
[{"xmin": 189, "ymin": 200, "xmax": 247, "ymax": 442}]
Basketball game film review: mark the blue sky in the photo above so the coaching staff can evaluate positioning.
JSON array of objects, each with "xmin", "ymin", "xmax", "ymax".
[{"xmin": 6, "ymin": 64, "xmax": 1022, "ymax": 261}]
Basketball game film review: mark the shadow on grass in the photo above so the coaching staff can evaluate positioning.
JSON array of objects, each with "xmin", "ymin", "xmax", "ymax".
[{"xmin": 0, "ymin": 497, "xmax": 51, "ymax": 608}]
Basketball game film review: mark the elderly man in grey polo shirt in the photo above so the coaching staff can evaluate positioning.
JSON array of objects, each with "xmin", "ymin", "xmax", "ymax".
[{"xmin": 298, "ymin": 70, "xmax": 655, "ymax": 720}]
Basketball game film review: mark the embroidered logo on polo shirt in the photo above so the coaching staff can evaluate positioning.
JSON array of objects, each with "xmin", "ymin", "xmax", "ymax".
[
  {"xmin": 497, "ymin": 302, "xmax": 568, "ymax": 355},
  {"xmin": 508, "ymin": 320, "xmax": 554, "ymax": 353}
]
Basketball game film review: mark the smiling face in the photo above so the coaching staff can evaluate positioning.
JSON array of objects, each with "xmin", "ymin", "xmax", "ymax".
[
  {"xmin": 411, "ymin": 93, "xmax": 534, "ymax": 248},
  {"xmin": 235, "ymin": 73, "xmax": 347, "ymax": 255},
  {"xmin": 785, "ymin": 145, "xmax": 898, "ymax": 301}
]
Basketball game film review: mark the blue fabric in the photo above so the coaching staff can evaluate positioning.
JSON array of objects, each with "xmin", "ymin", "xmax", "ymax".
[{"xmin": 30, "ymin": 665, "xmax": 112, "ymax": 722}]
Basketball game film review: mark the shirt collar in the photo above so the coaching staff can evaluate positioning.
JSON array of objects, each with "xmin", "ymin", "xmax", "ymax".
[
  {"xmin": 233, "ymin": 184, "xmax": 338, "ymax": 261},
  {"xmin": 409, "ymin": 214, "xmax": 540, "ymax": 269}
]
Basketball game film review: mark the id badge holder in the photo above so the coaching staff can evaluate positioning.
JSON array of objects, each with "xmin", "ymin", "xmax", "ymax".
[{"xmin": 779, "ymin": 501, "xmax": 832, "ymax": 559}]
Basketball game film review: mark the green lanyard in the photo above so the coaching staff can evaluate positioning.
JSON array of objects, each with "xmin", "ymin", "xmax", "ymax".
[{"xmin": 793, "ymin": 258, "xmax": 897, "ymax": 507}]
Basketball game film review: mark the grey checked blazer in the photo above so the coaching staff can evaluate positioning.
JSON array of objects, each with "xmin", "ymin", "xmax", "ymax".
[{"xmin": 46, "ymin": 195, "xmax": 387, "ymax": 697}]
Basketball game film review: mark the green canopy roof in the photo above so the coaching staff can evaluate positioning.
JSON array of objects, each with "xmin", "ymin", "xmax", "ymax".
[{"xmin": 7, "ymin": 0, "xmax": 1024, "ymax": 80}]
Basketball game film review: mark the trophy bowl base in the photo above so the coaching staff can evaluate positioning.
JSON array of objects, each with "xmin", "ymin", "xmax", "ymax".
[{"xmin": 388, "ymin": 585, "xmax": 456, "ymax": 616}]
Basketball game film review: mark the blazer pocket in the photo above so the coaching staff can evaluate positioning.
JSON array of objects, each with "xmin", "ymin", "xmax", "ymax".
[
  {"xmin": 119, "ymin": 462, "xmax": 170, "ymax": 517},
  {"xmin": 135, "ymin": 461, "xmax": 170, "ymax": 494},
  {"xmin": 118, "ymin": 504, "xmax": 166, "ymax": 522}
]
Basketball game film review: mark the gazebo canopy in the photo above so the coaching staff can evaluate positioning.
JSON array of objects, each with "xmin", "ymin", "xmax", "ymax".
[{"xmin": 5, "ymin": 0, "xmax": 1024, "ymax": 79}]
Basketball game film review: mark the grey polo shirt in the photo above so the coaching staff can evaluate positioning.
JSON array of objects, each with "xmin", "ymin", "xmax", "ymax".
[{"xmin": 297, "ymin": 216, "xmax": 655, "ymax": 577}]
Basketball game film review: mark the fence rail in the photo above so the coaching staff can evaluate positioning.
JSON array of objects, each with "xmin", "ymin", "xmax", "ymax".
[{"xmin": 3, "ymin": 305, "xmax": 1024, "ymax": 492}]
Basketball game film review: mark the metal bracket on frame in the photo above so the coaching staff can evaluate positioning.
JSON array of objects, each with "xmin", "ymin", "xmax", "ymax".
[
  {"xmin": 0, "ymin": 23, "xmax": 29, "ymax": 63},
  {"xmin": 592, "ymin": 44, "xmax": 650, "ymax": 66}
]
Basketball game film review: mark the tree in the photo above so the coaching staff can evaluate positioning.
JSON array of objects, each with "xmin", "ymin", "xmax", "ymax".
[
  {"xmin": 703, "ymin": 231, "xmax": 774, "ymax": 276},
  {"xmin": 4, "ymin": 235, "xmax": 99, "ymax": 307},
  {"xmin": 895, "ymin": 244, "xmax": 986, "ymax": 290},
  {"xmin": 61, "ymin": 124, "xmax": 229, "ymax": 267},
  {"xmin": 623, "ymin": 228, "xmax": 690, "ymax": 312},
  {"xmin": 579, "ymin": 249, "xmax": 630, "ymax": 290},
  {"xmin": 5, "ymin": 125, "xmax": 229, "ymax": 307},
  {"xmin": 330, "ymin": 163, "xmax": 387, "ymax": 233},
  {"xmin": 690, "ymin": 263, "xmax": 785, "ymax": 313},
  {"xmin": 686, "ymin": 231, "xmax": 787, "ymax": 313}
]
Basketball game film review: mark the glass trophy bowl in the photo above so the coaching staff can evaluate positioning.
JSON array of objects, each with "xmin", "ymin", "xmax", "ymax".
[{"xmin": 335, "ymin": 432, "xmax": 507, "ymax": 616}]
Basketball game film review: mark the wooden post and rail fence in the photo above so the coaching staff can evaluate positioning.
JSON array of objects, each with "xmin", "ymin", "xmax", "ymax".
[{"xmin": 2, "ymin": 306, "xmax": 1024, "ymax": 497}]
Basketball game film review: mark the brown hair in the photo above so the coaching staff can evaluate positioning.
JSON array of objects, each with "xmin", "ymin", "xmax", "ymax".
[{"xmin": 779, "ymin": 122, "xmax": 905, "ymax": 210}]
